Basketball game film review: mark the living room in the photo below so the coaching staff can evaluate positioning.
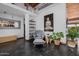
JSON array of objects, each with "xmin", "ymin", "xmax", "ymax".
[{"xmin": 0, "ymin": 3, "xmax": 79, "ymax": 56}]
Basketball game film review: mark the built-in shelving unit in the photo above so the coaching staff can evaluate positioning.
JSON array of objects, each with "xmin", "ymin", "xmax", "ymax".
[{"xmin": 29, "ymin": 20, "xmax": 36, "ymax": 39}]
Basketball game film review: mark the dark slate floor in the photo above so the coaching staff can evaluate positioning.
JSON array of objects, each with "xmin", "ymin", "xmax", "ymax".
[{"xmin": 0, "ymin": 39, "xmax": 79, "ymax": 56}]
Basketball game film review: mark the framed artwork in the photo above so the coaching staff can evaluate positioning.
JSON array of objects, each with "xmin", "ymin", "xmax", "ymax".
[
  {"xmin": 44, "ymin": 13, "xmax": 53, "ymax": 31},
  {"xmin": 0, "ymin": 18, "xmax": 21, "ymax": 29}
]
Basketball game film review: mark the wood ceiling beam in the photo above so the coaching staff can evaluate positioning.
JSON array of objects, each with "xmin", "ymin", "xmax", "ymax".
[
  {"xmin": 24, "ymin": 3, "xmax": 39, "ymax": 8},
  {"xmin": 68, "ymin": 17, "xmax": 79, "ymax": 21},
  {"xmin": 67, "ymin": 3, "xmax": 79, "ymax": 21}
]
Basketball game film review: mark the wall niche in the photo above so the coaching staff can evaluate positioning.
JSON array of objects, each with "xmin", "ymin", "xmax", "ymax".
[{"xmin": 0, "ymin": 18, "xmax": 21, "ymax": 29}]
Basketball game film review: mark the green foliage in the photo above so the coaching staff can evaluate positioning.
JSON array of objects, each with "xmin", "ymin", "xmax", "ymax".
[
  {"xmin": 50, "ymin": 32, "xmax": 64, "ymax": 40},
  {"xmin": 66, "ymin": 27, "xmax": 79, "ymax": 40}
]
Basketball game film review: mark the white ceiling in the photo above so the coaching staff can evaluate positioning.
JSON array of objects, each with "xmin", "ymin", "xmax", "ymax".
[
  {"xmin": 0, "ymin": 3, "xmax": 26, "ymax": 17},
  {"xmin": 35, "ymin": 3, "xmax": 52, "ymax": 10},
  {"xmin": 0, "ymin": 3, "xmax": 52, "ymax": 17}
]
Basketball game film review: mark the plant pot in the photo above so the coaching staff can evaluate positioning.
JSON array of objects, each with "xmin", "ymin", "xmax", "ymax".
[
  {"xmin": 54, "ymin": 39, "xmax": 60, "ymax": 45},
  {"xmin": 67, "ymin": 40, "xmax": 77, "ymax": 48}
]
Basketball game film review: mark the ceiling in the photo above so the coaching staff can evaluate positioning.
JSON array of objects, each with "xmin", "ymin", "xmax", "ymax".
[
  {"xmin": 24, "ymin": 3, "xmax": 39, "ymax": 8},
  {"xmin": 24, "ymin": 3, "xmax": 52, "ymax": 10},
  {"xmin": 0, "ymin": 3, "xmax": 52, "ymax": 18},
  {"xmin": 11, "ymin": 3, "xmax": 52, "ymax": 11},
  {"xmin": 0, "ymin": 4, "xmax": 26, "ymax": 17},
  {"xmin": 67, "ymin": 3, "xmax": 79, "ymax": 20}
]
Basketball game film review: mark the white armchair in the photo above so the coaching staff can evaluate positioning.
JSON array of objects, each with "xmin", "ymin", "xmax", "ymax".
[{"xmin": 33, "ymin": 30, "xmax": 45, "ymax": 46}]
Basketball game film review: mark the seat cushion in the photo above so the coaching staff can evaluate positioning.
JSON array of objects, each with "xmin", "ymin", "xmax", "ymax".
[{"xmin": 33, "ymin": 39, "xmax": 45, "ymax": 45}]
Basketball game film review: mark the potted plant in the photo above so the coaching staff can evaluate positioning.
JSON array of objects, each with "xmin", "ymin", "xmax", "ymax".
[
  {"xmin": 66, "ymin": 27, "xmax": 79, "ymax": 48},
  {"xmin": 50, "ymin": 32, "xmax": 64, "ymax": 45}
]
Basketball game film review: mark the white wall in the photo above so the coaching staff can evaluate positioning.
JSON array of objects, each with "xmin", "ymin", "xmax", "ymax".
[
  {"xmin": 25, "ymin": 14, "xmax": 29, "ymax": 40},
  {"xmin": 35, "ymin": 3, "xmax": 67, "ymax": 43},
  {"xmin": 0, "ymin": 14, "xmax": 24, "ymax": 38}
]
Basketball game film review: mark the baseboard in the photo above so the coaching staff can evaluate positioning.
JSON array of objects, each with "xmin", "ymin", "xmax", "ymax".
[
  {"xmin": 25, "ymin": 39, "xmax": 30, "ymax": 41},
  {"xmin": 17, "ymin": 37, "xmax": 24, "ymax": 40}
]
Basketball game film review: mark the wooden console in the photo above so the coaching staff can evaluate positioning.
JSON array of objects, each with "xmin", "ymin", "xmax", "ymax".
[{"xmin": 0, "ymin": 35, "xmax": 17, "ymax": 43}]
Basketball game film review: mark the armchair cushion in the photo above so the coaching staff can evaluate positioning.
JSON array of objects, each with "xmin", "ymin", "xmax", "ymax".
[{"xmin": 33, "ymin": 39, "xmax": 45, "ymax": 45}]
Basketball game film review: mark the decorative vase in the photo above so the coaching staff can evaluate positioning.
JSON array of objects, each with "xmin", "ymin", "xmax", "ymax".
[
  {"xmin": 67, "ymin": 40, "xmax": 77, "ymax": 48},
  {"xmin": 54, "ymin": 39, "xmax": 60, "ymax": 45}
]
